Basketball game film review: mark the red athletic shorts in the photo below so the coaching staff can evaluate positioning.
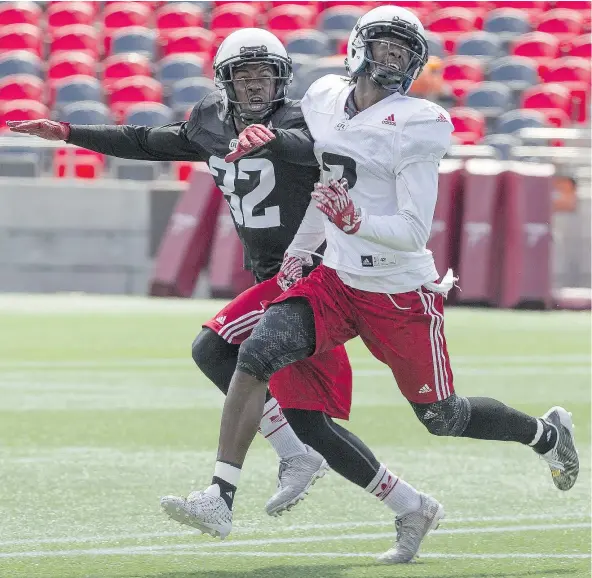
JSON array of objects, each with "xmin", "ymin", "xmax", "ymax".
[
  {"xmin": 204, "ymin": 274, "xmax": 353, "ymax": 420},
  {"xmin": 273, "ymin": 264, "xmax": 454, "ymax": 404}
]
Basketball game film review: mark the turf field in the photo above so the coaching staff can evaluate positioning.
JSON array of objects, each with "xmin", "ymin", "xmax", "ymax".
[{"xmin": 0, "ymin": 294, "xmax": 590, "ymax": 578}]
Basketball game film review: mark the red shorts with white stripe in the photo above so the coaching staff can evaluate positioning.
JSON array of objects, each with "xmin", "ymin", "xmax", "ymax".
[
  {"xmin": 273, "ymin": 265, "xmax": 454, "ymax": 404},
  {"xmin": 204, "ymin": 274, "xmax": 353, "ymax": 420}
]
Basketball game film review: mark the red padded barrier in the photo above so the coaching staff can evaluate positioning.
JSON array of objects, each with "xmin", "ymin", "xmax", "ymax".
[
  {"xmin": 208, "ymin": 204, "xmax": 255, "ymax": 298},
  {"xmin": 456, "ymin": 159, "xmax": 506, "ymax": 306},
  {"xmin": 149, "ymin": 165, "xmax": 222, "ymax": 297},
  {"xmin": 498, "ymin": 162, "xmax": 554, "ymax": 308}
]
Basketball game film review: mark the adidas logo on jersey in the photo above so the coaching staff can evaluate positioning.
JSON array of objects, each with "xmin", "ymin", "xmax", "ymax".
[
  {"xmin": 418, "ymin": 384, "xmax": 432, "ymax": 394},
  {"xmin": 436, "ymin": 112, "xmax": 449, "ymax": 123},
  {"xmin": 215, "ymin": 316, "xmax": 226, "ymax": 325},
  {"xmin": 382, "ymin": 114, "xmax": 397, "ymax": 126}
]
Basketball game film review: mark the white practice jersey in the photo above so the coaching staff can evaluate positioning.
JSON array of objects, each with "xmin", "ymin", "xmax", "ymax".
[{"xmin": 298, "ymin": 75, "xmax": 453, "ymax": 293}]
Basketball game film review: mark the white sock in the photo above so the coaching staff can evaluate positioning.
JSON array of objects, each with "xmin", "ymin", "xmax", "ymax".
[
  {"xmin": 365, "ymin": 463, "xmax": 422, "ymax": 517},
  {"xmin": 258, "ymin": 397, "xmax": 307, "ymax": 459},
  {"xmin": 528, "ymin": 418, "xmax": 544, "ymax": 446},
  {"xmin": 213, "ymin": 461, "xmax": 241, "ymax": 487}
]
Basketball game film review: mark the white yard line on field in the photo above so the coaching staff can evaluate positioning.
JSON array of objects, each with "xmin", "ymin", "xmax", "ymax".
[
  {"xmin": 0, "ymin": 354, "xmax": 589, "ymax": 371},
  {"xmin": 0, "ymin": 513, "xmax": 588, "ymax": 548},
  {"xmin": 0, "ymin": 522, "xmax": 588, "ymax": 558},
  {"xmin": 122, "ymin": 551, "xmax": 592, "ymax": 560}
]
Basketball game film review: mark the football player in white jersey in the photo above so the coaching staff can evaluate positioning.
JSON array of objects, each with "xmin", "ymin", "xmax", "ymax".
[{"xmin": 170, "ymin": 5, "xmax": 579, "ymax": 562}]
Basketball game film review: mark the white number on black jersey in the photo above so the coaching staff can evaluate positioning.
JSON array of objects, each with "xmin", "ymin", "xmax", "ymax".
[{"xmin": 208, "ymin": 156, "xmax": 280, "ymax": 228}]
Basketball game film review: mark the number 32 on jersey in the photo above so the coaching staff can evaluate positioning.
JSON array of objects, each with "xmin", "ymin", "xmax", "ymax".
[{"xmin": 208, "ymin": 156, "xmax": 279, "ymax": 229}]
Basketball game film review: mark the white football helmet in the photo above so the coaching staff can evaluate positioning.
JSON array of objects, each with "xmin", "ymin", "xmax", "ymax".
[
  {"xmin": 345, "ymin": 5, "xmax": 428, "ymax": 94},
  {"xmin": 213, "ymin": 28, "xmax": 293, "ymax": 123}
]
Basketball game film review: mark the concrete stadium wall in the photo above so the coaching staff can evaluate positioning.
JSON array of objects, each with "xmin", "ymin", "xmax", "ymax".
[
  {"xmin": 0, "ymin": 176, "xmax": 589, "ymax": 296},
  {"xmin": 0, "ymin": 178, "xmax": 183, "ymax": 295}
]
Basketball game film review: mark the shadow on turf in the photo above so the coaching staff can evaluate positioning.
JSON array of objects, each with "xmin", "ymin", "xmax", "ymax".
[{"xmin": 148, "ymin": 564, "xmax": 573, "ymax": 578}]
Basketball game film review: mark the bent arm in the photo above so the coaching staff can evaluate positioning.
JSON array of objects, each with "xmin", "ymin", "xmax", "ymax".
[
  {"xmin": 286, "ymin": 198, "xmax": 326, "ymax": 257},
  {"xmin": 356, "ymin": 160, "xmax": 438, "ymax": 252},
  {"xmin": 266, "ymin": 127, "xmax": 317, "ymax": 167}
]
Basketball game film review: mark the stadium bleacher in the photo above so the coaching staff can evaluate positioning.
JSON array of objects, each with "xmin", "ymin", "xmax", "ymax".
[{"xmin": 0, "ymin": 0, "xmax": 588, "ymax": 179}]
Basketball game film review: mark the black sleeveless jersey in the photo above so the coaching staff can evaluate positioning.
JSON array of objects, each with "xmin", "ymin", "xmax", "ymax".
[{"xmin": 67, "ymin": 93, "xmax": 321, "ymax": 281}]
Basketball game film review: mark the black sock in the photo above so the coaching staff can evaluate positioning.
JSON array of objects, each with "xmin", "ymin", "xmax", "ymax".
[
  {"xmin": 462, "ymin": 397, "xmax": 540, "ymax": 445},
  {"xmin": 211, "ymin": 475, "xmax": 237, "ymax": 509},
  {"xmin": 532, "ymin": 420, "xmax": 558, "ymax": 455}
]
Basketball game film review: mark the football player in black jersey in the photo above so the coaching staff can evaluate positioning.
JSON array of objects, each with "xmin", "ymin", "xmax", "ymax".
[{"xmin": 8, "ymin": 29, "xmax": 432, "ymax": 550}]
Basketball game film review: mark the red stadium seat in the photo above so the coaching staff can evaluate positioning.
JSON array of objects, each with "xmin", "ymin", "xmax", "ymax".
[
  {"xmin": 537, "ymin": 8, "xmax": 584, "ymax": 40},
  {"xmin": 271, "ymin": 1, "xmax": 321, "ymax": 13},
  {"xmin": 48, "ymin": 51, "xmax": 96, "ymax": 81},
  {"xmin": 102, "ymin": 53, "xmax": 153, "ymax": 89},
  {"xmin": 103, "ymin": 2, "xmax": 152, "ymax": 53},
  {"xmin": 175, "ymin": 160, "xmax": 199, "ymax": 182},
  {"xmin": 0, "ymin": 74, "xmax": 44, "ymax": 103},
  {"xmin": 210, "ymin": 3, "xmax": 258, "ymax": 35},
  {"xmin": 521, "ymin": 83, "xmax": 572, "ymax": 126},
  {"xmin": 47, "ymin": 1, "xmax": 94, "ymax": 29},
  {"xmin": 54, "ymin": 149, "xmax": 105, "ymax": 180},
  {"xmin": 50, "ymin": 25, "xmax": 100, "ymax": 59},
  {"xmin": 543, "ymin": 57, "xmax": 591, "ymax": 84},
  {"xmin": 449, "ymin": 107, "xmax": 486, "ymax": 144},
  {"xmin": 542, "ymin": 58, "xmax": 591, "ymax": 123},
  {"xmin": 156, "ymin": 3, "xmax": 205, "ymax": 34},
  {"xmin": 547, "ymin": 1, "xmax": 591, "ymax": 9},
  {"xmin": 0, "ymin": 2, "xmax": 41, "ymax": 26},
  {"xmin": 427, "ymin": 7, "xmax": 482, "ymax": 32},
  {"xmin": 104, "ymin": 2, "xmax": 151, "ymax": 28},
  {"xmin": 568, "ymin": 34, "xmax": 592, "ymax": 58},
  {"xmin": 160, "ymin": 27, "xmax": 216, "ymax": 60},
  {"xmin": 267, "ymin": 4, "xmax": 317, "ymax": 42},
  {"xmin": 521, "ymin": 83, "xmax": 571, "ymax": 111},
  {"xmin": 426, "ymin": 8, "xmax": 483, "ymax": 52},
  {"xmin": 108, "ymin": 76, "xmax": 163, "ymax": 119},
  {"xmin": 0, "ymin": 99, "xmax": 49, "ymax": 125},
  {"xmin": 443, "ymin": 56, "xmax": 484, "ymax": 82},
  {"xmin": 213, "ymin": 0, "xmax": 266, "ymax": 12},
  {"xmin": 48, "ymin": 52, "xmax": 96, "ymax": 104},
  {"xmin": 0, "ymin": 24, "xmax": 42, "ymax": 57},
  {"xmin": 511, "ymin": 32, "xmax": 561, "ymax": 58},
  {"xmin": 48, "ymin": 1, "xmax": 99, "ymax": 16},
  {"xmin": 443, "ymin": 56, "xmax": 484, "ymax": 99}
]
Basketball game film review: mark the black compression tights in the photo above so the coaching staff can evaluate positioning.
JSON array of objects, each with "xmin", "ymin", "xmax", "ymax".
[{"xmin": 191, "ymin": 328, "xmax": 380, "ymax": 488}]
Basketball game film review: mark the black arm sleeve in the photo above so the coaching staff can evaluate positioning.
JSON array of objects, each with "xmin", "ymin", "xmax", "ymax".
[
  {"xmin": 66, "ymin": 122, "xmax": 205, "ymax": 162},
  {"xmin": 266, "ymin": 127, "xmax": 317, "ymax": 167}
]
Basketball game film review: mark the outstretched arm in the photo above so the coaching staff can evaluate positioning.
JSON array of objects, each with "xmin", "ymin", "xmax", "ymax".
[
  {"xmin": 7, "ymin": 102, "xmax": 207, "ymax": 162},
  {"xmin": 7, "ymin": 119, "xmax": 202, "ymax": 162}
]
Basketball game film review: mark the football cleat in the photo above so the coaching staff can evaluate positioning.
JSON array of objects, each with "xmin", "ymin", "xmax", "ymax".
[
  {"xmin": 265, "ymin": 445, "xmax": 329, "ymax": 516},
  {"xmin": 377, "ymin": 493, "xmax": 444, "ymax": 564},
  {"xmin": 160, "ymin": 485, "xmax": 232, "ymax": 539},
  {"xmin": 539, "ymin": 406, "xmax": 579, "ymax": 491}
]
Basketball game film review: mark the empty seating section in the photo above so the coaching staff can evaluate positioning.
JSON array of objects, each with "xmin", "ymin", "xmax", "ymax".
[{"xmin": 0, "ymin": 0, "xmax": 588, "ymax": 179}]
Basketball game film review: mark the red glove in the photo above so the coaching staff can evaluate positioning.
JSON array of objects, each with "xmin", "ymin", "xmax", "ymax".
[
  {"xmin": 225, "ymin": 124, "xmax": 275, "ymax": 163},
  {"xmin": 277, "ymin": 252, "xmax": 312, "ymax": 292},
  {"xmin": 6, "ymin": 119, "xmax": 71, "ymax": 141},
  {"xmin": 311, "ymin": 178, "xmax": 362, "ymax": 234}
]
